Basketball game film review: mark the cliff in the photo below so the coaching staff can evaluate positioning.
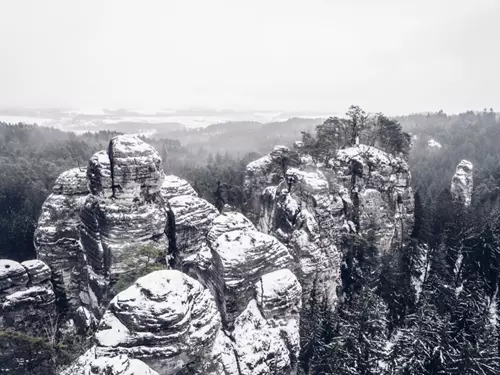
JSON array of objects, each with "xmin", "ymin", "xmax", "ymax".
[{"xmin": 243, "ymin": 143, "xmax": 414, "ymax": 301}]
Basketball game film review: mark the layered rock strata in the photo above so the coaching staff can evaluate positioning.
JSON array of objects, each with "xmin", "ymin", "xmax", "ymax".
[
  {"xmin": 0, "ymin": 259, "xmax": 56, "ymax": 336},
  {"xmin": 79, "ymin": 135, "xmax": 171, "ymax": 319},
  {"xmin": 65, "ymin": 269, "xmax": 301, "ymax": 375},
  {"xmin": 34, "ymin": 167, "xmax": 89, "ymax": 307}
]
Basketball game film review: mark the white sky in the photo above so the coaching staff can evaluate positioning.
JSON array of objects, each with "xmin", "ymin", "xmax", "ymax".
[{"xmin": 1, "ymin": 0, "xmax": 499, "ymax": 114}]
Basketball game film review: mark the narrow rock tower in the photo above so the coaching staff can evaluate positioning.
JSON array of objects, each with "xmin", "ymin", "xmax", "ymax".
[{"xmin": 451, "ymin": 160, "xmax": 473, "ymax": 207}]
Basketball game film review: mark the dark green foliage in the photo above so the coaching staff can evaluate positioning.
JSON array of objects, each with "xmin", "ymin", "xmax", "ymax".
[
  {"xmin": 0, "ymin": 123, "xmax": 117, "ymax": 261},
  {"xmin": 301, "ymin": 105, "xmax": 411, "ymax": 163},
  {"xmin": 0, "ymin": 330, "xmax": 83, "ymax": 375},
  {"xmin": 328, "ymin": 287, "xmax": 389, "ymax": 375}
]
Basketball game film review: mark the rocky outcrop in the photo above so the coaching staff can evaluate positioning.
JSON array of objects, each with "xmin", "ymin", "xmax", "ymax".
[
  {"xmin": 93, "ymin": 270, "xmax": 220, "ymax": 374},
  {"xmin": 31, "ymin": 135, "xmax": 303, "ymax": 375},
  {"xmin": 61, "ymin": 347, "xmax": 159, "ymax": 375},
  {"xmin": 451, "ymin": 159, "xmax": 473, "ymax": 207},
  {"xmin": 66, "ymin": 269, "xmax": 301, "ymax": 375},
  {"xmin": 33, "ymin": 135, "xmax": 178, "ymax": 328},
  {"xmin": 34, "ymin": 167, "xmax": 89, "ymax": 308},
  {"xmin": 244, "ymin": 143, "xmax": 414, "ymax": 301},
  {"xmin": 427, "ymin": 139, "xmax": 442, "ymax": 148},
  {"xmin": 0, "ymin": 259, "xmax": 56, "ymax": 336}
]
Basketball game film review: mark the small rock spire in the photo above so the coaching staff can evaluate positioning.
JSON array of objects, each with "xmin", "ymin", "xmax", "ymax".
[{"xmin": 451, "ymin": 159, "xmax": 473, "ymax": 207}]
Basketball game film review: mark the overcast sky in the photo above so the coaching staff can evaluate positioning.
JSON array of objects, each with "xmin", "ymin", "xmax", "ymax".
[{"xmin": 1, "ymin": 0, "xmax": 499, "ymax": 114}]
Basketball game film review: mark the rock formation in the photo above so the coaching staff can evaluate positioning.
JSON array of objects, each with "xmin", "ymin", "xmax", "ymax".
[
  {"xmin": 0, "ymin": 259, "xmax": 56, "ymax": 336},
  {"xmin": 29, "ymin": 135, "xmax": 302, "ymax": 374},
  {"xmin": 427, "ymin": 139, "xmax": 442, "ymax": 148},
  {"xmin": 80, "ymin": 135, "xmax": 169, "ymax": 314},
  {"xmin": 65, "ymin": 269, "xmax": 301, "ymax": 375},
  {"xmin": 451, "ymin": 159, "xmax": 473, "ymax": 207},
  {"xmin": 61, "ymin": 347, "xmax": 159, "ymax": 375},
  {"xmin": 34, "ymin": 167, "xmax": 89, "ymax": 308},
  {"xmin": 243, "ymin": 143, "xmax": 414, "ymax": 301},
  {"xmin": 34, "ymin": 135, "xmax": 177, "ymax": 325},
  {"xmin": 167, "ymin": 195, "xmax": 219, "ymax": 266}
]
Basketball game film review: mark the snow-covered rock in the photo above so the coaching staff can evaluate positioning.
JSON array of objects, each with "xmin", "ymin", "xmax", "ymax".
[
  {"xmin": 244, "ymin": 143, "xmax": 414, "ymax": 303},
  {"xmin": 167, "ymin": 195, "xmax": 219, "ymax": 266},
  {"xmin": 244, "ymin": 145, "xmax": 299, "ymax": 224},
  {"xmin": 427, "ymin": 139, "xmax": 442, "ymax": 148},
  {"xmin": 21, "ymin": 259, "xmax": 52, "ymax": 285},
  {"xmin": 209, "ymin": 229, "xmax": 294, "ymax": 327},
  {"xmin": 229, "ymin": 298, "xmax": 299, "ymax": 375},
  {"xmin": 80, "ymin": 135, "xmax": 169, "ymax": 316},
  {"xmin": 33, "ymin": 135, "xmax": 303, "ymax": 375},
  {"xmin": 451, "ymin": 159, "xmax": 473, "ymax": 207},
  {"xmin": 66, "ymin": 270, "xmax": 221, "ymax": 375},
  {"xmin": 206, "ymin": 211, "xmax": 256, "ymax": 246},
  {"xmin": 0, "ymin": 259, "xmax": 56, "ymax": 336},
  {"xmin": 60, "ymin": 347, "xmax": 159, "ymax": 375},
  {"xmin": 160, "ymin": 175, "xmax": 198, "ymax": 201},
  {"xmin": 65, "ymin": 268, "xmax": 301, "ymax": 375},
  {"xmin": 34, "ymin": 167, "xmax": 88, "ymax": 308}
]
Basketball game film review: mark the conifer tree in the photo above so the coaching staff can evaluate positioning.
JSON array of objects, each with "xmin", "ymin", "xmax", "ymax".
[{"xmin": 328, "ymin": 286, "xmax": 389, "ymax": 375}]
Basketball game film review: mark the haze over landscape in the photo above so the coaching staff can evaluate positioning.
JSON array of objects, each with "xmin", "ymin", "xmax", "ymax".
[{"xmin": 1, "ymin": 0, "xmax": 499, "ymax": 122}]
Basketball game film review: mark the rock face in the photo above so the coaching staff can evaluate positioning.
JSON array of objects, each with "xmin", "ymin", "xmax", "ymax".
[
  {"xmin": 167, "ymin": 195, "xmax": 219, "ymax": 266},
  {"xmin": 66, "ymin": 269, "xmax": 301, "ymax": 375},
  {"xmin": 93, "ymin": 270, "xmax": 220, "ymax": 374},
  {"xmin": 160, "ymin": 175, "xmax": 198, "ymax": 201},
  {"xmin": 451, "ymin": 159, "xmax": 473, "ymax": 207},
  {"xmin": 36, "ymin": 135, "xmax": 174, "ymax": 323},
  {"xmin": 244, "ymin": 143, "xmax": 414, "ymax": 301},
  {"xmin": 34, "ymin": 167, "xmax": 89, "ymax": 308},
  {"xmin": 32, "ymin": 135, "xmax": 302, "ymax": 374},
  {"xmin": 0, "ymin": 259, "xmax": 56, "ymax": 336}
]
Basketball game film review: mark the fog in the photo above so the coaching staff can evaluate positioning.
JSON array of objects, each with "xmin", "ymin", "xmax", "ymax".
[{"xmin": 1, "ymin": 0, "xmax": 499, "ymax": 114}]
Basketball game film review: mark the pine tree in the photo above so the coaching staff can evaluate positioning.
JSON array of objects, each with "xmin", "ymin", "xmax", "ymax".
[
  {"xmin": 328, "ymin": 286, "xmax": 389, "ymax": 375},
  {"xmin": 412, "ymin": 190, "xmax": 431, "ymax": 243},
  {"xmin": 388, "ymin": 296, "xmax": 454, "ymax": 375},
  {"xmin": 300, "ymin": 275, "xmax": 325, "ymax": 374},
  {"xmin": 447, "ymin": 278, "xmax": 500, "ymax": 374}
]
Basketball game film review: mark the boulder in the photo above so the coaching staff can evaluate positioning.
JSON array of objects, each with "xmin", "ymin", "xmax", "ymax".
[{"xmin": 70, "ymin": 270, "xmax": 221, "ymax": 375}]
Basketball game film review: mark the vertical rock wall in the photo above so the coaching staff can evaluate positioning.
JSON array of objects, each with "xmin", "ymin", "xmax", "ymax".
[{"xmin": 243, "ymin": 143, "xmax": 414, "ymax": 302}]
